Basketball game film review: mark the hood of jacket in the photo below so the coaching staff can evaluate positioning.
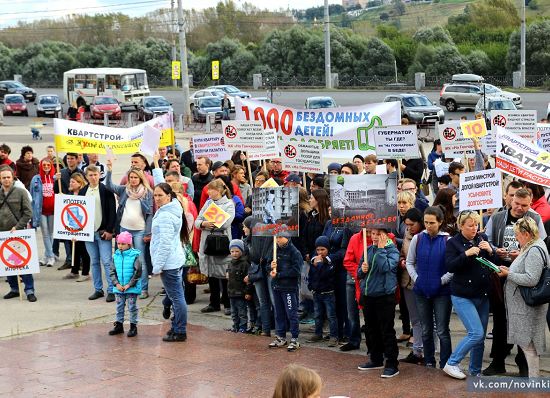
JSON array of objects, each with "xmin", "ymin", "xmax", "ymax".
[
  {"xmin": 39, "ymin": 157, "xmax": 55, "ymax": 181},
  {"xmin": 159, "ymin": 198, "xmax": 183, "ymax": 217}
]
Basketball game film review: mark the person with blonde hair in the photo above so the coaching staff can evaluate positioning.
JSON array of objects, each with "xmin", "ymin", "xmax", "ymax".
[
  {"xmin": 272, "ymin": 364, "xmax": 322, "ymax": 398},
  {"xmin": 106, "ymin": 160, "xmax": 153, "ymax": 299}
]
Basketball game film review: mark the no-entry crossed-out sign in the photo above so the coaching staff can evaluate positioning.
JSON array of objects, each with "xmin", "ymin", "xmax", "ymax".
[
  {"xmin": 0, "ymin": 229, "xmax": 40, "ymax": 277},
  {"xmin": 53, "ymin": 195, "xmax": 96, "ymax": 242}
]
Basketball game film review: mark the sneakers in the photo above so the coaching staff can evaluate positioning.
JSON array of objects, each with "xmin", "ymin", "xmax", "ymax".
[
  {"xmin": 400, "ymin": 352, "xmax": 426, "ymax": 366},
  {"xmin": 305, "ymin": 335, "xmax": 324, "ymax": 343},
  {"xmin": 63, "ymin": 272, "xmax": 79, "ymax": 280},
  {"xmin": 163, "ymin": 333, "xmax": 187, "ymax": 342},
  {"xmin": 287, "ymin": 338, "xmax": 300, "ymax": 352},
  {"xmin": 482, "ymin": 362, "xmax": 506, "ymax": 376},
  {"xmin": 238, "ymin": 328, "xmax": 246, "ymax": 334},
  {"xmin": 76, "ymin": 275, "xmax": 90, "ymax": 282},
  {"xmin": 358, "ymin": 361, "xmax": 384, "ymax": 370},
  {"xmin": 269, "ymin": 337, "xmax": 288, "ymax": 348},
  {"xmin": 486, "ymin": 332, "xmax": 493, "ymax": 339},
  {"xmin": 159, "ymin": 288, "xmax": 167, "ymax": 296},
  {"xmin": 299, "ymin": 317, "xmax": 315, "ymax": 324},
  {"xmin": 224, "ymin": 307, "xmax": 231, "ymax": 316},
  {"xmin": 381, "ymin": 367, "xmax": 399, "ymax": 378},
  {"xmin": 443, "ymin": 363, "xmax": 466, "ymax": 380},
  {"xmin": 46, "ymin": 257, "xmax": 55, "ymax": 267},
  {"xmin": 162, "ymin": 307, "xmax": 171, "ymax": 320},
  {"xmin": 39, "ymin": 257, "xmax": 48, "ymax": 266},
  {"xmin": 109, "ymin": 321, "xmax": 124, "ymax": 335},
  {"xmin": 328, "ymin": 338, "xmax": 339, "ymax": 347},
  {"xmin": 340, "ymin": 343, "xmax": 360, "ymax": 352}
]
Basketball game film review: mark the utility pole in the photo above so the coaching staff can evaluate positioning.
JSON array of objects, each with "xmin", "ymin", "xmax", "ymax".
[
  {"xmin": 520, "ymin": 0, "xmax": 526, "ymax": 89},
  {"xmin": 324, "ymin": 0, "xmax": 331, "ymax": 89},
  {"xmin": 171, "ymin": 0, "xmax": 177, "ymax": 88},
  {"xmin": 178, "ymin": 0, "xmax": 190, "ymax": 122}
]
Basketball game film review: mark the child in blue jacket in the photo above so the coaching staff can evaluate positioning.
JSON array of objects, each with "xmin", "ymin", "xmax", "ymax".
[
  {"xmin": 306, "ymin": 236, "xmax": 339, "ymax": 347},
  {"xmin": 109, "ymin": 231, "xmax": 142, "ymax": 338},
  {"xmin": 267, "ymin": 228, "xmax": 303, "ymax": 352},
  {"xmin": 356, "ymin": 228, "xmax": 400, "ymax": 378}
]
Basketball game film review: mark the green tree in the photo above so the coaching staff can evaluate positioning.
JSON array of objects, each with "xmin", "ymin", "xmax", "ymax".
[
  {"xmin": 393, "ymin": 0, "xmax": 405, "ymax": 16},
  {"xmin": 380, "ymin": 13, "xmax": 389, "ymax": 21},
  {"xmin": 470, "ymin": 0, "xmax": 520, "ymax": 29},
  {"xmin": 506, "ymin": 19, "xmax": 550, "ymax": 75},
  {"xmin": 467, "ymin": 50, "xmax": 492, "ymax": 75},
  {"xmin": 355, "ymin": 37, "xmax": 395, "ymax": 76},
  {"xmin": 426, "ymin": 44, "xmax": 469, "ymax": 75}
]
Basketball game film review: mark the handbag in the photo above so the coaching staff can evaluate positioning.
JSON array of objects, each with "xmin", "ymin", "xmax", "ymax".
[
  {"xmin": 183, "ymin": 243, "xmax": 197, "ymax": 267},
  {"xmin": 204, "ymin": 229, "xmax": 230, "ymax": 256},
  {"xmin": 247, "ymin": 262, "xmax": 264, "ymax": 283},
  {"xmin": 518, "ymin": 246, "xmax": 550, "ymax": 307},
  {"xmin": 187, "ymin": 266, "xmax": 208, "ymax": 284}
]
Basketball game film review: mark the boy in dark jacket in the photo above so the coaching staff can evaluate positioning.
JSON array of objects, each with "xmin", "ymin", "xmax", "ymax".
[
  {"xmin": 226, "ymin": 239, "xmax": 253, "ymax": 333},
  {"xmin": 305, "ymin": 236, "xmax": 339, "ymax": 347},
  {"xmin": 267, "ymin": 228, "xmax": 302, "ymax": 351},
  {"xmin": 356, "ymin": 228, "xmax": 400, "ymax": 378}
]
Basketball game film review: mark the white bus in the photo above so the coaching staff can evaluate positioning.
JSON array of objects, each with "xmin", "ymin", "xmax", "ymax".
[{"xmin": 63, "ymin": 68, "xmax": 150, "ymax": 109}]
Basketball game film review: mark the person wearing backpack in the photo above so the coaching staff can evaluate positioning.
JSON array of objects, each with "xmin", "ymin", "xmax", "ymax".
[{"xmin": 406, "ymin": 206, "xmax": 453, "ymax": 369}]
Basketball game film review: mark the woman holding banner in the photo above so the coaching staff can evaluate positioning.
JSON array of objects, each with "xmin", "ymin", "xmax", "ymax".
[
  {"xmin": 196, "ymin": 179, "xmax": 235, "ymax": 314},
  {"xmin": 62, "ymin": 173, "xmax": 91, "ymax": 281},
  {"xmin": 105, "ymin": 160, "xmax": 153, "ymax": 299},
  {"xmin": 30, "ymin": 157, "xmax": 56, "ymax": 267}
]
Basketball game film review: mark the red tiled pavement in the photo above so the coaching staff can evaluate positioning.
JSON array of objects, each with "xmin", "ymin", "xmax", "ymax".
[{"xmin": 0, "ymin": 323, "xmax": 546, "ymax": 397}]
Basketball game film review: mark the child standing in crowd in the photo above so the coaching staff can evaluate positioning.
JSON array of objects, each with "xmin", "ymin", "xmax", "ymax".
[
  {"xmin": 108, "ymin": 231, "xmax": 142, "ymax": 337},
  {"xmin": 268, "ymin": 229, "xmax": 303, "ymax": 351},
  {"xmin": 226, "ymin": 239, "xmax": 253, "ymax": 333},
  {"xmin": 357, "ymin": 228, "xmax": 400, "ymax": 378},
  {"xmin": 306, "ymin": 236, "xmax": 339, "ymax": 347}
]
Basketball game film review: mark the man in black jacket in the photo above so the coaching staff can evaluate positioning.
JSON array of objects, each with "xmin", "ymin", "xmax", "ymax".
[
  {"xmin": 181, "ymin": 138, "xmax": 197, "ymax": 174},
  {"xmin": 191, "ymin": 156, "xmax": 213, "ymax": 210},
  {"xmin": 80, "ymin": 165, "xmax": 117, "ymax": 302}
]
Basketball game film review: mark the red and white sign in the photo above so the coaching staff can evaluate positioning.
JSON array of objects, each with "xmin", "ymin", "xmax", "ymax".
[
  {"xmin": 0, "ymin": 229, "xmax": 40, "ymax": 277},
  {"xmin": 248, "ymin": 129, "xmax": 279, "ymax": 160},
  {"xmin": 439, "ymin": 121, "xmax": 483, "ymax": 157},
  {"xmin": 221, "ymin": 120, "xmax": 266, "ymax": 150},
  {"xmin": 280, "ymin": 141, "xmax": 323, "ymax": 174},
  {"xmin": 459, "ymin": 169, "xmax": 502, "ymax": 212},
  {"xmin": 53, "ymin": 195, "xmax": 96, "ymax": 242},
  {"xmin": 193, "ymin": 134, "xmax": 231, "ymax": 161},
  {"xmin": 491, "ymin": 110, "xmax": 537, "ymax": 142}
]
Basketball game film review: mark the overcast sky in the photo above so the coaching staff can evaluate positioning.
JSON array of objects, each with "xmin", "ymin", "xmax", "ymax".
[{"xmin": 0, "ymin": 0, "xmax": 342, "ymax": 28}]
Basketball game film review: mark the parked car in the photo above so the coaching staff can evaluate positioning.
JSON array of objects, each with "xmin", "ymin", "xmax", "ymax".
[
  {"xmin": 206, "ymin": 85, "xmax": 251, "ymax": 99},
  {"xmin": 137, "ymin": 96, "xmax": 173, "ymax": 121},
  {"xmin": 0, "ymin": 80, "xmax": 37, "ymax": 102},
  {"xmin": 35, "ymin": 94, "xmax": 63, "ymax": 117},
  {"xmin": 384, "ymin": 93, "xmax": 445, "ymax": 124},
  {"xmin": 250, "ymin": 97, "xmax": 272, "ymax": 103},
  {"xmin": 304, "ymin": 96, "xmax": 337, "ymax": 109},
  {"xmin": 90, "ymin": 95, "xmax": 121, "ymax": 119},
  {"xmin": 0, "ymin": 94, "xmax": 28, "ymax": 116},
  {"xmin": 189, "ymin": 89, "xmax": 226, "ymax": 110},
  {"xmin": 191, "ymin": 97, "xmax": 223, "ymax": 123},
  {"xmin": 474, "ymin": 97, "xmax": 517, "ymax": 128},
  {"xmin": 482, "ymin": 84, "xmax": 522, "ymax": 109}
]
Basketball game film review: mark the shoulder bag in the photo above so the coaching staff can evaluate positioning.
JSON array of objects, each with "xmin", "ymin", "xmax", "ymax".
[
  {"xmin": 247, "ymin": 238, "xmax": 267, "ymax": 283},
  {"xmin": 204, "ymin": 228, "xmax": 230, "ymax": 256},
  {"xmin": 518, "ymin": 246, "xmax": 550, "ymax": 307}
]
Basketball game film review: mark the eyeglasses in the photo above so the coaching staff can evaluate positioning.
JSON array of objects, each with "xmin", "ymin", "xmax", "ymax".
[
  {"xmin": 459, "ymin": 210, "xmax": 474, "ymax": 216},
  {"xmin": 255, "ymin": 179, "xmax": 266, "ymax": 182},
  {"xmin": 271, "ymin": 161, "xmax": 282, "ymax": 164},
  {"xmin": 130, "ymin": 167, "xmax": 142, "ymax": 171}
]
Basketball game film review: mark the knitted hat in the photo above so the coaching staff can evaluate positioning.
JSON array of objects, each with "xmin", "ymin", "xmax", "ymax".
[
  {"xmin": 277, "ymin": 225, "xmax": 292, "ymax": 239},
  {"xmin": 337, "ymin": 176, "xmax": 345, "ymax": 184},
  {"xmin": 116, "ymin": 231, "xmax": 133, "ymax": 245},
  {"xmin": 243, "ymin": 216, "xmax": 253, "ymax": 230},
  {"xmin": 315, "ymin": 236, "xmax": 330, "ymax": 249},
  {"xmin": 328, "ymin": 162, "xmax": 341, "ymax": 173},
  {"xmin": 229, "ymin": 239, "xmax": 244, "ymax": 253}
]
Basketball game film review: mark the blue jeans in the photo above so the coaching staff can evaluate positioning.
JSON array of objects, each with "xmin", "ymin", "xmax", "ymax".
[
  {"xmin": 115, "ymin": 293, "xmax": 139, "ymax": 324},
  {"xmin": 230, "ymin": 297, "xmax": 248, "ymax": 330},
  {"xmin": 160, "ymin": 267, "xmax": 187, "ymax": 334},
  {"xmin": 163, "ymin": 267, "xmax": 189, "ymax": 309},
  {"xmin": 254, "ymin": 277, "xmax": 272, "ymax": 333},
  {"xmin": 7, "ymin": 274, "xmax": 34, "ymax": 295},
  {"xmin": 222, "ymin": 108, "xmax": 230, "ymax": 119},
  {"xmin": 447, "ymin": 295, "xmax": 489, "ymax": 376},
  {"xmin": 120, "ymin": 227, "xmax": 147, "ymax": 293},
  {"xmin": 313, "ymin": 292, "xmax": 338, "ymax": 338},
  {"xmin": 272, "ymin": 289, "xmax": 300, "ymax": 340},
  {"xmin": 53, "ymin": 239, "xmax": 72, "ymax": 262},
  {"xmin": 346, "ymin": 283, "xmax": 362, "ymax": 346},
  {"xmin": 415, "ymin": 293, "xmax": 452, "ymax": 368},
  {"xmin": 85, "ymin": 232, "xmax": 113, "ymax": 294},
  {"xmin": 40, "ymin": 215, "xmax": 54, "ymax": 258},
  {"xmin": 335, "ymin": 271, "xmax": 349, "ymax": 338}
]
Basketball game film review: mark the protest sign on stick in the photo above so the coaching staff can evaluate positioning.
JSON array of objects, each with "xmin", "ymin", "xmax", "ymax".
[
  {"xmin": 458, "ymin": 169, "xmax": 503, "ymax": 212},
  {"xmin": 373, "ymin": 125, "xmax": 419, "ymax": 159},
  {"xmin": 251, "ymin": 187, "xmax": 299, "ymax": 237},
  {"xmin": 53, "ymin": 195, "xmax": 96, "ymax": 242}
]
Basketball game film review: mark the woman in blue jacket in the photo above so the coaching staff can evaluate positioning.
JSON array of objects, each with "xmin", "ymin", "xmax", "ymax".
[
  {"xmin": 405, "ymin": 206, "xmax": 452, "ymax": 369},
  {"xmin": 151, "ymin": 183, "xmax": 187, "ymax": 342},
  {"xmin": 105, "ymin": 161, "xmax": 153, "ymax": 299},
  {"xmin": 443, "ymin": 211, "xmax": 498, "ymax": 379},
  {"xmin": 427, "ymin": 139, "xmax": 443, "ymax": 198}
]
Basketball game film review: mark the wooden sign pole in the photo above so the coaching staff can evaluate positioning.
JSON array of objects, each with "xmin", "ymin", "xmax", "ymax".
[{"xmin": 245, "ymin": 151, "xmax": 254, "ymax": 187}]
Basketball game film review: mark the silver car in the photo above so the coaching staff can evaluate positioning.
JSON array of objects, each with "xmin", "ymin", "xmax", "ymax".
[
  {"xmin": 440, "ymin": 83, "xmax": 522, "ymax": 112},
  {"xmin": 474, "ymin": 97, "xmax": 517, "ymax": 128}
]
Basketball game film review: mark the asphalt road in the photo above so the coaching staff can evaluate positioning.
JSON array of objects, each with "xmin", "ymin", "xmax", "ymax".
[{"xmin": 3, "ymin": 88, "xmax": 549, "ymax": 127}]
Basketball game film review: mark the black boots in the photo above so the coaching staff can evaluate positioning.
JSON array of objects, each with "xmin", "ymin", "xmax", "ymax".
[
  {"xmin": 127, "ymin": 323, "xmax": 138, "ymax": 337},
  {"xmin": 109, "ymin": 321, "xmax": 124, "ymax": 335}
]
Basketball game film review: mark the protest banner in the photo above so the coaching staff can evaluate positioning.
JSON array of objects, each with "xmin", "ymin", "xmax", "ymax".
[
  {"xmin": 461, "ymin": 119, "xmax": 487, "ymax": 138},
  {"xmin": 0, "ymin": 229, "xmax": 40, "ymax": 277},
  {"xmin": 482, "ymin": 131, "xmax": 497, "ymax": 155},
  {"xmin": 439, "ymin": 121, "xmax": 482, "ymax": 157},
  {"xmin": 53, "ymin": 195, "xmax": 96, "ymax": 242},
  {"xmin": 221, "ymin": 120, "xmax": 266, "ymax": 150},
  {"xmin": 434, "ymin": 158, "xmax": 450, "ymax": 178},
  {"xmin": 491, "ymin": 110, "xmax": 537, "ymax": 141},
  {"xmin": 54, "ymin": 112, "xmax": 174, "ymax": 154},
  {"xmin": 495, "ymin": 126, "xmax": 550, "ymax": 187},
  {"xmin": 260, "ymin": 178, "xmax": 279, "ymax": 188},
  {"xmin": 251, "ymin": 187, "xmax": 299, "ymax": 237},
  {"xmin": 139, "ymin": 124, "xmax": 162, "ymax": 156},
  {"xmin": 458, "ymin": 169, "xmax": 502, "ymax": 212},
  {"xmin": 248, "ymin": 129, "xmax": 279, "ymax": 160},
  {"xmin": 373, "ymin": 125, "xmax": 419, "ymax": 159},
  {"xmin": 537, "ymin": 123, "xmax": 550, "ymax": 152},
  {"xmin": 235, "ymin": 98, "xmax": 401, "ymax": 157},
  {"xmin": 192, "ymin": 134, "xmax": 231, "ymax": 161},
  {"xmin": 203, "ymin": 201, "xmax": 231, "ymax": 228},
  {"xmin": 280, "ymin": 141, "xmax": 323, "ymax": 174},
  {"xmin": 329, "ymin": 174, "xmax": 398, "ymax": 231}
]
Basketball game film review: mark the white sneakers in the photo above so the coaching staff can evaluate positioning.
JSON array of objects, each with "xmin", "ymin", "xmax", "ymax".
[
  {"xmin": 443, "ymin": 363, "xmax": 466, "ymax": 380},
  {"xmin": 46, "ymin": 257, "xmax": 55, "ymax": 267}
]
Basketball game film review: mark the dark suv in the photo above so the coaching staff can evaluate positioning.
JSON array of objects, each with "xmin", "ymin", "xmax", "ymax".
[
  {"xmin": 383, "ymin": 93, "xmax": 445, "ymax": 124},
  {"xmin": 0, "ymin": 80, "xmax": 37, "ymax": 102}
]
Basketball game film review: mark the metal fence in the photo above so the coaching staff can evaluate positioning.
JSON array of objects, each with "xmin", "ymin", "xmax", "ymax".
[{"xmin": 20, "ymin": 74, "xmax": 550, "ymax": 89}]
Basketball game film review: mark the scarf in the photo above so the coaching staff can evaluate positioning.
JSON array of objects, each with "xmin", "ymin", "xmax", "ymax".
[{"xmin": 126, "ymin": 184, "xmax": 148, "ymax": 200}]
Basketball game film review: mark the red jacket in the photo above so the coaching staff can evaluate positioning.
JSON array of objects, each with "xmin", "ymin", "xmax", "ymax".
[
  {"xmin": 199, "ymin": 181, "xmax": 243, "ymax": 210},
  {"xmin": 532, "ymin": 196, "xmax": 550, "ymax": 223},
  {"xmin": 270, "ymin": 169, "xmax": 290, "ymax": 181}
]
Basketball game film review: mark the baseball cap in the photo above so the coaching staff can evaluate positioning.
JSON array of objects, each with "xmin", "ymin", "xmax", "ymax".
[
  {"xmin": 284, "ymin": 174, "xmax": 301, "ymax": 184},
  {"xmin": 211, "ymin": 161, "xmax": 229, "ymax": 171}
]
